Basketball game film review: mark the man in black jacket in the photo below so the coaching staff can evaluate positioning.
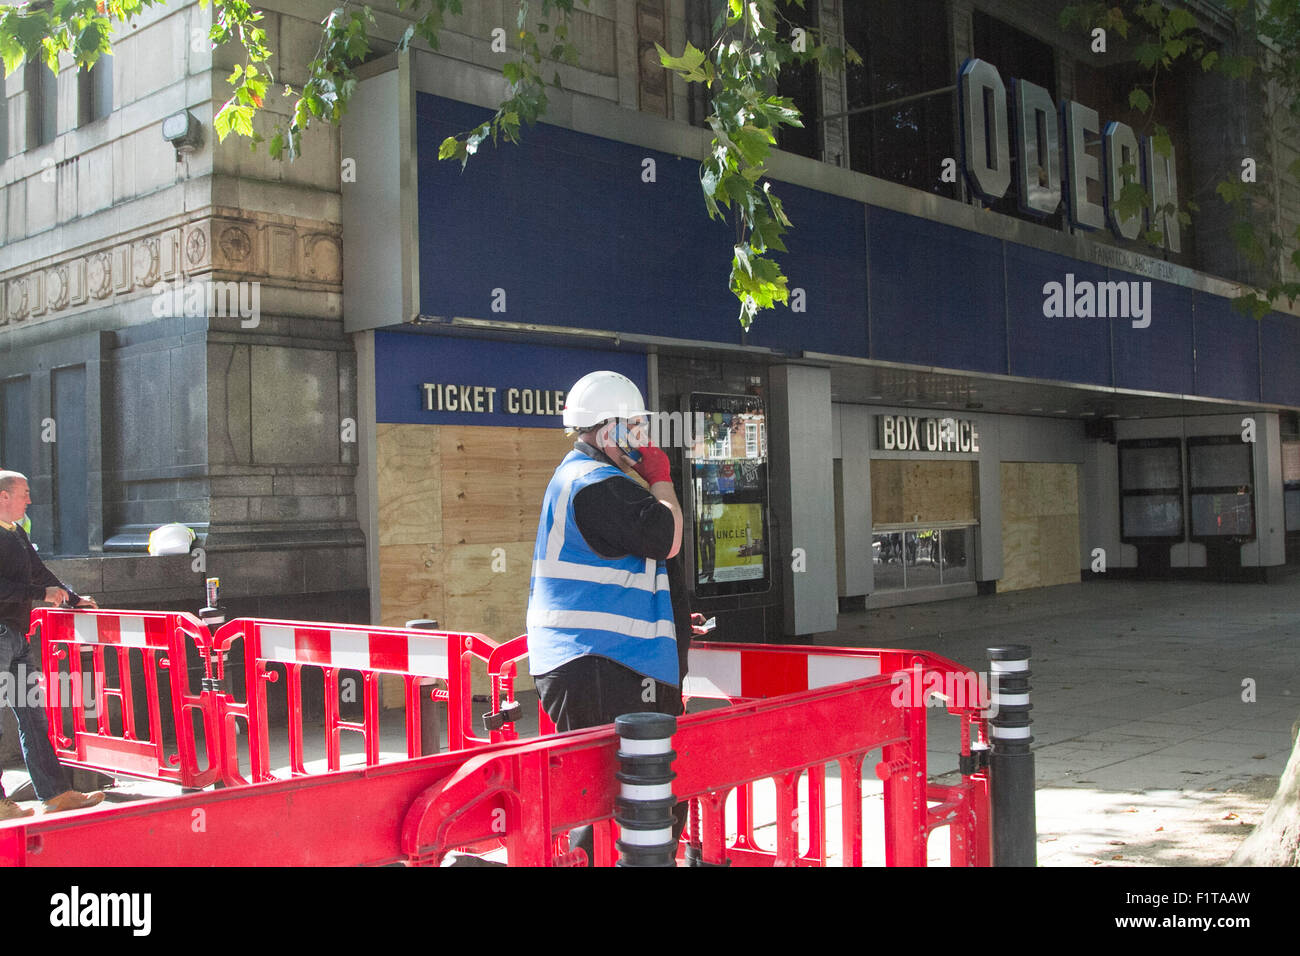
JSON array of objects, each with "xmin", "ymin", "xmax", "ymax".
[{"xmin": 0, "ymin": 471, "xmax": 105, "ymax": 820}]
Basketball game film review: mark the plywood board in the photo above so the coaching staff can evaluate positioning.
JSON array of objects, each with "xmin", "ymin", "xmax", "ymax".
[
  {"xmin": 517, "ymin": 428, "xmax": 580, "ymax": 486},
  {"xmin": 378, "ymin": 543, "xmax": 446, "ymax": 628},
  {"xmin": 997, "ymin": 517, "xmax": 1041, "ymax": 592},
  {"xmin": 1027, "ymin": 462, "xmax": 1078, "ymax": 518},
  {"xmin": 902, "ymin": 461, "xmax": 975, "ymax": 522},
  {"xmin": 1000, "ymin": 462, "xmax": 1029, "ymax": 519},
  {"xmin": 1039, "ymin": 513, "xmax": 1082, "ymax": 587},
  {"xmin": 440, "ymin": 425, "xmax": 527, "ymax": 544},
  {"xmin": 439, "ymin": 426, "xmax": 573, "ymax": 545},
  {"xmin": 870, "ymin": 459, "xmax": 904, "ymax": 524},
  {"xmin": 998, "ymin": 463, "xmax": 1081, "ymax": 592},
  {"xmin": 377, "ymin": 424, "xmax": 441, "ymax": 546},
  {"xmin": 443, "ymin": 541, "xmax": 535, "ymax": 639}
]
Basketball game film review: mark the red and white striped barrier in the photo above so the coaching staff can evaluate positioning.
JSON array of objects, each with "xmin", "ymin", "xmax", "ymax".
[
  {"xmin": 255, "ymin": 623, "xmax": 450, "ymax": 678},
  {"xmin": 210, "ymin": 618, "xmax": 498, "ymax": 786},
  {"xmin": 683, "ymin": 644, "xmax": 882, "ymax": 702},
  {"xmin": 29, "ymin": 608, "xmax": 222, "ymax": 789}
]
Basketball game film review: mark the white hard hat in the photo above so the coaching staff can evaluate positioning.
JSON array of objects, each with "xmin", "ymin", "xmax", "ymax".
[
  {"xmin": 562, "ymin": 371, "xmax": 650, "ymax": 429},
  {"xmin": 148, "ymin": 523, "xmax": 196, "ymax": 556}
]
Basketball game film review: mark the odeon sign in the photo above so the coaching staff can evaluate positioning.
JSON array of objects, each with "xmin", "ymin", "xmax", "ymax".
[{"xmin": 958, "ymin": 58, "xmax": 1180, "ymax": 251}]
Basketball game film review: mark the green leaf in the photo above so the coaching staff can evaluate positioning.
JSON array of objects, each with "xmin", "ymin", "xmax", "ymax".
[
  {"xmin": 733, "ymin": 244, "xmax": 753, "ymax": 277},
  {"xmin": 438, "ymin": 135, "xmax": 465, "ymax": 161},
  {"xmin": 1216, "ymin": 180, "xmax": 1246, "ymax": 203},
  {"xmin": 656, "ymin": 42, "xmax": 709, "ymax": 83},
  {"xmin": 699, "ymin": 158, "xmax": 722, "ymax": 198},
  {"xmin": 1128, "ymin": 88, "xmax": 1151, "ymax": 113},
  {"xmin": 1166, "ymin": 8, "xmax": 1198, "ymax": 35},
  {"xmin": 1135, "ymin": 42, "xmax": 1164, "ymax": 69}
]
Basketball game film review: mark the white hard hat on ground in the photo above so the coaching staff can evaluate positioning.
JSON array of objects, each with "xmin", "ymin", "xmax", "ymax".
[
  {"xmin": 563, "ymin": 371, "xmax": 650, "ymax": 429},
  {"xmin": 148, "ymin": 523, "xmax": 196, "ymax": 556}
]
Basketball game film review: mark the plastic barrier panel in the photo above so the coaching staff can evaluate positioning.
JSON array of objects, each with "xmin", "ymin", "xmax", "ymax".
[
  {"xmin": 28, "ymin": 608, "xmax": 221, "ymax": 789},
  {"xmin": 480, "ymin": 636, "xmax": 991, "ymax": 865},
  {"xmin": 209, "ymin": 619, "xmax": 499, "ymax": 785},
  {"xmin": 0, "ymin": 662, "xmax": 990, "ymax": 867}
]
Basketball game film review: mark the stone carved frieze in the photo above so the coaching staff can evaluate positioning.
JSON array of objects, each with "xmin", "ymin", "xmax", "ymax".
[
  {"xmin": 46, "ymin": 266, "xmax": 70, "ymax": 310},
  {"xmin": 0, "ymin": 215, "xmax": 342, "ymax": 326},
  {"xmin": 87, "ymin": 252, "xmax": 113, "ymax": 299}
]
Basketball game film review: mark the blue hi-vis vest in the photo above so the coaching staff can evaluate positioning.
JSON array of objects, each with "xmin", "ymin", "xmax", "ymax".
[{"xmin": 527, "ymin": 450, "xmax": 678, "ymax": 685}]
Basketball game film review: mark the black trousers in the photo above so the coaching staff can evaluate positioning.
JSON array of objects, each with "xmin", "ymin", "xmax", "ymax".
[
  {"xmin": 534, "ymin": 655, "xmax": 687, "ymax": 864},
  {"xmin": 534, "ymin": 654, "xmax": 681, "ymax": 730}
]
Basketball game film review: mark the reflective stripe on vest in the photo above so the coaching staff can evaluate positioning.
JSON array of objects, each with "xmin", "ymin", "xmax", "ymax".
[{"xmin": 527, "ymin": 450, "xmax": 678, "ymax": 685}]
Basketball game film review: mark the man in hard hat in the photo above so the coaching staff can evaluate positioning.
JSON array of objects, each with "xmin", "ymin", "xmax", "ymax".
[
  {"xmin": 528, "ymin": 370, "xmax": 682, "ymax": 723},
  {"xmin": 527, "ymin": 371, "xmax": 689, "ymax": 862},
  {"xmin": 0, "ymin": 471, "xmax": 105, "ymax": 820}
]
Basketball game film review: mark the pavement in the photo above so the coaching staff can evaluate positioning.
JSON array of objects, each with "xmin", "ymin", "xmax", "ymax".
[
  {"xmin": 3, "ymin": 573, "xmax": 1297, "ymax": 865},
  {"xmin": 817, "ymin": 573, "xmax": 1300, "ymax": 865}
]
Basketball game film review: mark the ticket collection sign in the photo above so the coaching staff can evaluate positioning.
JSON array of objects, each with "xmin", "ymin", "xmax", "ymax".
[{"xmin": 376, "ymin": 331, "xmax": 647, "ymax": 428}]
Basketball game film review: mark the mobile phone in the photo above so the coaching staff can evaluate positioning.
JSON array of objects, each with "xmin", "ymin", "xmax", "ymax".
[{"xmin": 612, "ymin": 423, "xmax": 642, "ymax": 463}]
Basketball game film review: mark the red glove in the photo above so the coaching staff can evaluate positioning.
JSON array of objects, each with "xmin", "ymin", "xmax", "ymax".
[{"xmin": 632, "ymin": 443, "xmax": 672, "ymax": 486}]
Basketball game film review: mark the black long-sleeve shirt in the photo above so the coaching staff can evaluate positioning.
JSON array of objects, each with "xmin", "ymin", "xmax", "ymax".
[
  {"xmin": 0, "ymin": 524, "xmax": 79, "ymax": 634},
  {"xmin": 570, "ymin": 443, "xmax": 693, "ymax": 685}
]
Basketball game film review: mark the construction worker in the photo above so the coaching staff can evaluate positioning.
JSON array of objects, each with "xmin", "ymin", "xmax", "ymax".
[
  {"xmin": 527, "ymin": 371, "xmax": 688, "ymax": 863},
  {"xmin": 0, "ymin": 470, "xmax": 105, "ymax": 820}
]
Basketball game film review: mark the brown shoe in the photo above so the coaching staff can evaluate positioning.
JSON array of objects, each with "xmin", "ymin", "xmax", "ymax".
[
  {"xmin": 42, "ymin": 790, "xmax": 106, "ymax": 814},
  {"xmin": 0, "ymin": 798, "xmax": 35, "ymax": 821}
]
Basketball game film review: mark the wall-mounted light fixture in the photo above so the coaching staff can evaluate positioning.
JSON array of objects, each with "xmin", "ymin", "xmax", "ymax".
[{"xmin": 161, "ymin": 109, "xmax": 202, "ymax": 159}]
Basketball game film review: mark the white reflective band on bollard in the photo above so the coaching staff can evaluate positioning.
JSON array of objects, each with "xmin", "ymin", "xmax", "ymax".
[
  {"xmin": 992, "ymin": 692, "xmax": 1030, "ymax": 706},
  {"xmin": 618, "ymin": 826, "xmax": 673, "ymax": 846},
  {"xmin": 620, "ymin": 782, "xmax": 674, "ymax": 801},
  {"xmin": 990, "ymin": 724, "xmax": 1032, "ymax": 739},
  {"xmin": 618, "ymin": 736, "xmax": 673, "ymax": 755},
  {"xmin": 989, "ymin": 659, "xmax": 1029, "ymax": 672}
]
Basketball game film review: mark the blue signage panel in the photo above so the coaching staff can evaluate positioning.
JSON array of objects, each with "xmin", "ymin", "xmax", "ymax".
[
  {"xmin": 416, "ymin": 95, "xmax": 738, "ymax": 344},
  {"xmin": 1262, "ymin": 311, "xmax": 1300, "ymax": 407},
  {"xmin": 1193, "ymin": 293, "xmax": 1260, "ymax": 402},
  {"xmin": 1112, "ymin": 278, "xmax": 1194, "ymax": 396},
  {"xmin": 375, "ymin": 330, "xmax": 648, "ymax": 427},
  {"xmin": 414, "ymin": 94, "xmax": 867, "ymax": 357},
  {"xmin": 410, "ymin": 92, "xmax": 1284, "ymax": 411},
  {"xmin": 867, "ymin": 207, "xmax": 1007, "ymax": 375},
  {"xmin": 1004, "ymin": 244, "xmax": 1111, "ymax": 386}
]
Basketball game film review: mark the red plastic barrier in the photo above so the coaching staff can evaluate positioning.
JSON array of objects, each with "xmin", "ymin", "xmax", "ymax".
[
  {"xmin": 680, "ymin": 642, "xmax": 989, "ymax": 865},
  {"xmin": 0, "ymin": 662, "xmax": 990, "ymax": 867},
  {"xmin": 209, "ymin": 618, "xmax": 499, "ymax": 785},
  {"xmin": 481, "ymin": 635, "xmax": 991, "ymax": 865},
  {"xmin": 28, "ymin": 608, "xmax": 221, "ymax": 789},
  {"xmin": 484, "ymin": 635, "xmax": 553, "ymax": 739}
]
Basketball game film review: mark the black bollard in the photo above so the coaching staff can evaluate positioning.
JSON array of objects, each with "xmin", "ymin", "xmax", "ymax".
[
  {"xmin": 987, "ymin": 645, "xmax": 1036, "ymax": 866},
  {"xmin": 614, "ymin": 712, "xmax": 679, "ymax": 867},
  {"xmin": 406, "ymin": 619, "xmax": 442, "ymax": 755}
]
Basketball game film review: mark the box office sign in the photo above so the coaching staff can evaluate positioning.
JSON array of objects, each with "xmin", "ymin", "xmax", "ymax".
[
  {"xmin": 878, "ymin": 415, "xmax": 980, "ymax": 454},
  {"xmin": 375, "ymin": 331, "xmax": 647, "ymax": 428}
]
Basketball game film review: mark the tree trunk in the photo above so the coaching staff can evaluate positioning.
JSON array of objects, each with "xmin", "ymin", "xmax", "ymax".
[{"xmin": 1230, "ymin": 717, "xmax": 1300, "ymax": 866}]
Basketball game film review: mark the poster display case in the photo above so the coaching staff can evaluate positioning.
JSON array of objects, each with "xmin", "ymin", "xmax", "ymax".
[{"xmin": 687, "ymin": 393, "xmax": 771, "ymax": 597}]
